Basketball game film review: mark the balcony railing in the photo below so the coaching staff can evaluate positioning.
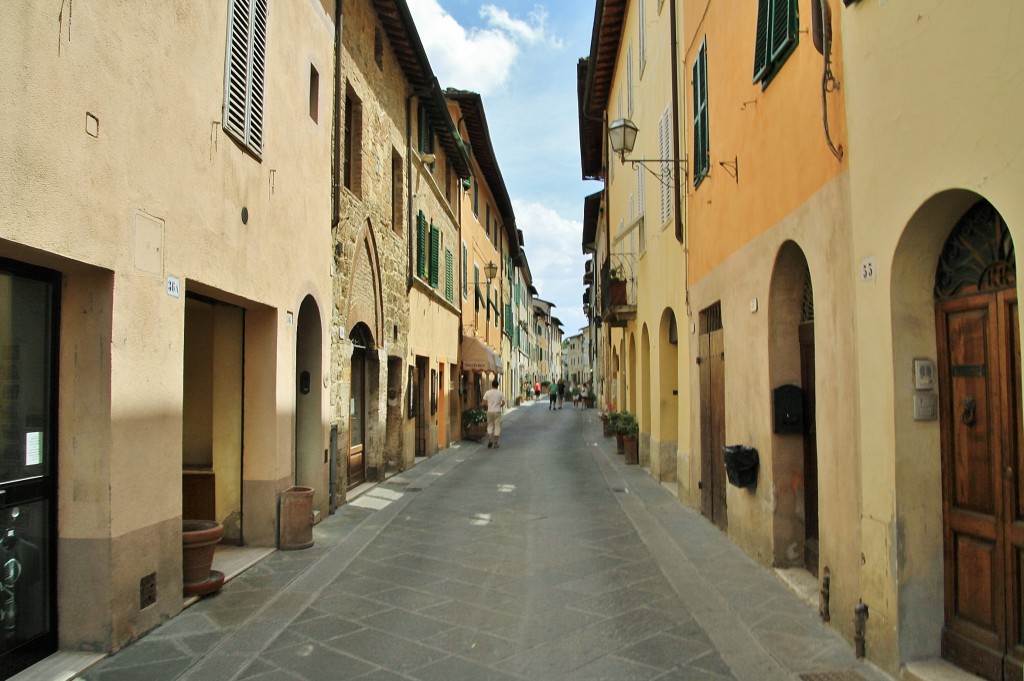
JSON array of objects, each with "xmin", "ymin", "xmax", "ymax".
[{"xmin": 600, "ymin": 252, "xmax": 637, "ymax": 326}]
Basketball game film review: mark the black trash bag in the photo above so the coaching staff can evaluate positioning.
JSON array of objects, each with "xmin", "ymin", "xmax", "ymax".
[{"xmin": 723, "ymin": 445, "xmax": 759, "ymax": 489}]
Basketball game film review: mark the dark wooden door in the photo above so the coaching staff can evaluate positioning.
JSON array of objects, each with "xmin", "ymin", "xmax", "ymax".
[
  {"xmin": 347, "ymin": 347, "xmax": 366, "ymax": 489},
  {"xmin": 937, "ymin": 289, "xmax": 1022, "ymax": 680},
  {"xmin": 699, "ymin": 305, "xmax": 727, "ymax": 531},
  {"xmin": 799, "ymin": 322, "xmax": 819, "ymax": 575}
]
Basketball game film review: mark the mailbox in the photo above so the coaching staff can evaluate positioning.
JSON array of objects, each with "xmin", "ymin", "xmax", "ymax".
[
  {"xmin": 723, "ymin": 445, "xmax": 759, "ymax": 489},
  {"xmin": 772, "ymin": 384, "xmax": 803, "ymax": 434}
]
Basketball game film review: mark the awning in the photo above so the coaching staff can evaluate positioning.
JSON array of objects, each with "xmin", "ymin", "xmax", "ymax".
[{"xmin": 461, "ymin": 337, "xmax": 503, "ymax": 374}]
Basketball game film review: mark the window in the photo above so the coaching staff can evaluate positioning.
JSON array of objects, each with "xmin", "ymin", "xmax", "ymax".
[
  {"xmin": 472, "ymin": 177, "xmax": 479, "ymax": 217},
  {"xmin": 753, "ymin": 0, "xmax": 798, "ymax": 88},
  {"xmin": 309, "ymin": 65, "xmax": 319, "ymax": 123},
  {"xmin": 474, "ymin": 265, "xmax": 481, "ymax": 312},
  {"xmin": 344, "ymin": 84, "xmax": 363, "ymax": 195},
  {"xmin": 462, "ymin": 242, "xmax": 468, "ymax": 298},
  {"xmin": 416, "ymin": 212, "xmax": 427, "ymax": 279},
  {"xmin": 374, "ymin": 26, "xmax": 384, "ymax": 69},
  {"xmin": 223, "ymin": 0, "xmax": 267, "ymax": 156},
  {"xmin": 429, "ymin": 224, "xmax": 440, "ymax": 288},
  {"xmin": 486, "ymin": 204, "xmax": 491, "ymax": 239},
  {"xmin": 417, "ymin": 103, "xmax": 434, "ymax": 155},
  {"xmin": 639, "ymin": 0, "xmax": 647, "ymax": 73},
  {"xmin": 692, "ymin": 39, "xmax": 710, "ymax": 187},
  {"xmin": 391, "ymin": 149, "xmax": 403, "ymax": 233},
  {"xmin": 658, "ymin": 108, "xmax": 672, "ymax": 225},
  {"xmin": 627, "ymin": 42, "xmax": 634, "ymax": 116},
  {"xmin": 445, "ymin": 249, "xmax": 454, "ymax": 302}
]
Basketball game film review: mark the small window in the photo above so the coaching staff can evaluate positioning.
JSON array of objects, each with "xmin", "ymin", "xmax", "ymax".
[
  {"xmin": 391, "ymin": 149, "xmax": 403, "ymax": 233},
  {"xmin": 344, "ymin": 84, "xmax": 363, "ymax": 196},
  {"xmin": 374, "ymin": 26, "xmax": 384, "ymax": 70},
  {"xmin": 485, "ymin": 204, "xmax": 491, "ymax": 239},
  {"xmin": 472, "ymin": 177, "xmax": 479, "ymax": 217},
  {"xmin": 223, "ymin": 0, "xmax": 268, "ymax": 157},
  {"xmin": 417, "ymin": 103, "xmax": 434, "ymax": 155},
  {"xmin": 752, "ymin": 0, "xmax": 799, "ymax": 88},
  {"xmin": 692, "ymin": 39, "xmax": 710, "ymax": 186},
  {"xmin": 309, "ymin": 65, "xmax": 319, "ymax": 123}
]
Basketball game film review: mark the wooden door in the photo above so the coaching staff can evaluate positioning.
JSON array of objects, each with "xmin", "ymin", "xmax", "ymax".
[
  {"xmin": 348, "ymin": 347, "xmax": 366, "ymax": 488},
  {"xmin": 799, "ymin": 321, "xmax": 819, "ymax": 575},
  {"xmin": 937, "ymin": 290, "xmax": 1022, "ymax": 680},
  {"xmin": 699, "ymin": 304, "xmax": 727, "ymax": 530}
]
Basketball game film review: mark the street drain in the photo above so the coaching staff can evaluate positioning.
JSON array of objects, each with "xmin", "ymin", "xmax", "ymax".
[{"xmin": 799, "ymin": 671, "xmax": 869, "ymax": 681}]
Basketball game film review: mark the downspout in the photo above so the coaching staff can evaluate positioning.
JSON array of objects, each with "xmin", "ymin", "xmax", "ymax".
[
  {"xmin": 406, "ymin": 93, "xmax": 414, "ymax": 293},
  {"xmin": 669, "ymin": 0, "xmax": 692, "ymax": 321},
  {"xmin": 331, "ymin": 1, "xmax": 343, "ymax": 231}
]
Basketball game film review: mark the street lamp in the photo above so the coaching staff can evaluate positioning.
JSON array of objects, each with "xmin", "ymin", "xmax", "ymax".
[
  {"xmin": 484, "ymin": 261, "xmax": 498, "ymax": 283},
  {"xmin": 607, "ymin": 117, "xmax": 688, "ymax": 184}
]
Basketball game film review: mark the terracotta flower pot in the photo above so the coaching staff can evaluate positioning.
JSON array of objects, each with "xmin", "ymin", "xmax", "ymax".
[
  {"xmin": 182, "ymin": 519, "xmax": 224, "ymax": 597},
  {"xmin": 624, "ymin": 435, "xmax": 639, "ymax": 465},
  {"xmin": 615, "ymin": 432, "xmax": 624, "ymax": 454}
]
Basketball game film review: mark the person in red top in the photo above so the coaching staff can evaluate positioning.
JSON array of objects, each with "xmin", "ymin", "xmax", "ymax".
[{"xmin": 483, "ymin": 379, "xmax": 506, "ymax": 449}]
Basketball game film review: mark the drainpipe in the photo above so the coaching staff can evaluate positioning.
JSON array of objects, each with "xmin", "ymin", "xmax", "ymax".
[
  {"xmin": 331, "ymin": 1, "xmax": 343, "ymax": 231},
  {"xmin": 669, "ymin": 0, "xmax": 682, "ymax": 245},
  {"xmin": 406, "ymin": 93, "xmax": 414, "ymax": 293}
]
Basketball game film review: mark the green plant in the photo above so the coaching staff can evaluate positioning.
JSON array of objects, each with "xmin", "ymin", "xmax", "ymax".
[
  {"xmin": 613, "ymin": 411, "xmax": 639, "ymax": 437},
  {"xmin": 463, "ymin": 407, "xmax": 486, "ymax": 426}
]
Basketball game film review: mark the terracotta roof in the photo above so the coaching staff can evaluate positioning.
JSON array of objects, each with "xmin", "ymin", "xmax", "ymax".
[{"xmin": 446, "ymin": 88, "xmax": 521, "ymax": 259}]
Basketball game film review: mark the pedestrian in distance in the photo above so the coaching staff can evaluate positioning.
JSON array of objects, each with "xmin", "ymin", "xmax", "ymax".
[
  {"xmin": 557, "ymin": 378, "xmax": 566, "ymax": 409},
  {"xmin": 482, "ymin": 379, "xmax": 505, "ymax": 448},
  {"xmin": 548, "ymin": 381, "xmax": 558, "ymax": 410},
  {"xmin": 572, "ymin": 384, "xmax": 581, "ymax": 409}
]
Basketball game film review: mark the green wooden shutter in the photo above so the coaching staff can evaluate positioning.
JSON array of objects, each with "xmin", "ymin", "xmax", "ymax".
[
  {"xmin": 504, "ymin": 303, "xmax": 512, "ymax": 336},
  {"xmin": 416, "ymin": 212, "xmax": 427, "ymax": 279},
  {"xmin": 474, "ymin": 266, "xmax": 480, "ymax": 311},
  {"xmin": 771, "ymin": 0, "xmax": 798, "ymax": 64},
  {"xmin": 752, "ymin": 0, "xmax": 771, "ymax": 82},
  {"xmin": 445, "ymin": 249, "xmax": 454, "ymax": 302},
  {"xmin": 462, "ymin": 243, "xmax": 468, "ymax": 297},
  {"xmin": 693, "ymin": 40, "xmax": 710, "ymax": 185},
  {"xmin": 429, "ymin": 224, "xmax": 440, "ymax": 287}
]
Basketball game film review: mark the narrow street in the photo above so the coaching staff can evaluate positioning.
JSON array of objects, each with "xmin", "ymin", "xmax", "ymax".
[{"xmin": 75, "ymin": 403, "xmax": 890, "ymax": 681}]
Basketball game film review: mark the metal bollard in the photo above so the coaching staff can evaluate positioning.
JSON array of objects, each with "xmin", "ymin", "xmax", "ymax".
[{"xmin": 854, "ymin": 600, "xmax": 869, "ymax": 658}]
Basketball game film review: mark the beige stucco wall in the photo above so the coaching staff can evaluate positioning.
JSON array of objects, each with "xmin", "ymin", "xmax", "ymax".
[
  {"xmin": 842, "ymin": 0, "xmax": 1024, "ymax": 672},
  {"xmin": 3, "ymin": 0, "xmax": 333, "ymax": 652}
]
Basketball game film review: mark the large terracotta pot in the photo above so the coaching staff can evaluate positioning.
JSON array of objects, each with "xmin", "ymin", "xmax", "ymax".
[
  {"xmin": 182, "ymin": 519, "xmax": 224, "ymax": 597},
  {"xmin": 614, "ymin": 432, "xmax": 624, "ymax": 454},
  {"xmin": 624, "ymin": 435, "xmax": 639, "ymax": 465},
  {"xmin": 464, "ymin": 423, "xmax": 487, "ymax": 441}
]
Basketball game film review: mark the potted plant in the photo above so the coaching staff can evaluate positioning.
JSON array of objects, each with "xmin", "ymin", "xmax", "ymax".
[
  {"xmin": 462, "ymin": 407, "xmax": 487, "ymax": 441},
  {"xmin": 614, "ymin": 412, "xmax": 640, "ymax": 464},
  {"xmin": 608, "ymin": 266, "xmax": 628, "ymax": 306},
  {"xmin": 584, "ymin": 388, "xmax": 596, "ymax": 410}
]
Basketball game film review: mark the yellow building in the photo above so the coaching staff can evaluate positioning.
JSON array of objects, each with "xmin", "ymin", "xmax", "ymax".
[{"xmin": 843, "ymin": 3, "xmax": 1024, "ymax": 679}]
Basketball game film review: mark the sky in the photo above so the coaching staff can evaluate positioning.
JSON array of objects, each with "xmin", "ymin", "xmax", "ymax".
[{"xmin": 406, "ymin": 0, "xmax": 599, "ymax": 337}]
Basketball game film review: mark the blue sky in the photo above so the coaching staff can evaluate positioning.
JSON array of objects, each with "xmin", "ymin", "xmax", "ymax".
[{"xmin": 407, "ymin": 0, "xmax": 599, "ymax": 337}]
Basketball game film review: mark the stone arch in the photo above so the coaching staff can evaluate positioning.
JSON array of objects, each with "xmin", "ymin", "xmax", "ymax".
[
  {"xmin": 347, "ymin": 218, "xmax": 384, "ymax": 342},
  {"xmin": 767, "ymin": 241, "xmax": 816, "ymax": 571},
  {"xmin": 889, "ymin": 189, "xmax": 1002, "ymax": 663},
  {"xmin": 658, "ymin": 308, "xmax": 679, "ymax": 482}
]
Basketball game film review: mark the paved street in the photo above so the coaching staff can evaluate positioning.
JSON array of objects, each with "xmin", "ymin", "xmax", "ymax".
[{"xmin": 76, "ymin": 402, "xmax": 893, "ymax": 681}]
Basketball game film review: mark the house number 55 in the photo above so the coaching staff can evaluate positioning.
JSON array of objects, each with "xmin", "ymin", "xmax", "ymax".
[{"xmin": 860, "ymin": 256, "xmax": 876, "ymax": 283}]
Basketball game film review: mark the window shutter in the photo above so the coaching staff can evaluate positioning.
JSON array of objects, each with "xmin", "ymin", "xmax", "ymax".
[
  {"xmin": 429, "ymin": 224, "xmax": 440, "ymax": 287},
  {"xmin": 659, "ymin": 108, "xmax": 672, "ymax": 224},
  {"xmin": 445, "ymin": 249, "xmax": 454, "ymax": 302},
  {"xmin": 416, "ymin": 212, "xmax": 427, "ymax": 279},
  {"xmin": 771, "ymin": 0, "xmax": 798, "ymax": 64},
  {"xmin": 504, "ymin": 303, "xmax": 512, "ymax": 336},
  {"xmin": 752, "ymin": 0, "xmax": 771, "ymax": 82},
  {"xmin": 474, "ymin": 265, "xmax": 480, "ymax": 311},
  {"xmin": 223, "ymin": 0, "xmax": 267, "ymax": 156},
  {"xmin": 693, "ymin": 40, "xmax": 710, "ymax": 185},
  {"xmin": 462, "ymin": 243, "xmax": 468, "ymax": 297}
]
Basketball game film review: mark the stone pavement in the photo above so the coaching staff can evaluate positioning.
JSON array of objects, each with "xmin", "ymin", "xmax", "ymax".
[{"xmin": 74, "ymin": 401, "xmax": 896, "ymax": 681}]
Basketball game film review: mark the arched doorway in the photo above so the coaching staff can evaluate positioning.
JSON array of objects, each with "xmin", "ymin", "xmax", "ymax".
[
  {"xmin": 640, "ymin": 324, "xmax": 652, "ymax": 467},
  {"xmin": 934, "ymin": 199, "xmax": 1022, "ymax": 681},
  {"xmin": 348, "ymin": 323, "xmax": 375, "ymax": 489},
  {"xmin": 698, "ymin": 302, "xmax": 726, "ymax": 530},
  {"xmin": 768, "ymin": 243, "xmax": 818, "ymax": 573},
  {"xmin": 295, "ymin": 296, "xmax": 323, "ymax": 509},
  {"xmin": 658, "ymin": 309, "xmax": 679, "ymax": 483}
]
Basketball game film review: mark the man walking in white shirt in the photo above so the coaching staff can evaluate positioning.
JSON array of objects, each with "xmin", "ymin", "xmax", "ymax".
[{"xmin": 483, "ymin": 379, "xmax": 506, "ymax": 449}]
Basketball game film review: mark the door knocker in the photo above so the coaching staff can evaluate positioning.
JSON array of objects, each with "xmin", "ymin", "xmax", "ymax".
[{"xmin": 961, "ymin": 396, "xmax": 977, "ymax": 426}]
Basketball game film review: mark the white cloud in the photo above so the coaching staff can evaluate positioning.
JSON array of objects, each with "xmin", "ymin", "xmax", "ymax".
[
  {"xmin": 514, "ymin": 199, "xmax": 587, "ymax": 332},
  {"xmin": 406, "ymin": 0, "xmax": 560, "ymax": 96}
]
